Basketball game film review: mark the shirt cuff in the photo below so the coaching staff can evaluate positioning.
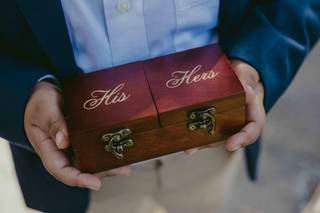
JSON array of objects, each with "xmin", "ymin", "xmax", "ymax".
[{"xmin": 37, "ymin": 74, "xmax": 60, "ymax": 87}]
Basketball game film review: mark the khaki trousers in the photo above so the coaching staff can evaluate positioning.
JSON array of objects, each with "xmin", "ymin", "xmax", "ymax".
[{"xmin": 88, "ymin": 145, "xmax": 243, "ymax": 213}]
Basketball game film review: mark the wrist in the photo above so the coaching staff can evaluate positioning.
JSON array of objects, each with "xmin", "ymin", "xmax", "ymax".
[
  {"xmin": 37, "ymin": 74, "xmax": 61, "ymax": 88},
  {"xmin": 35, "ymin": 79, "xmax": 62, "ymax": 94}
]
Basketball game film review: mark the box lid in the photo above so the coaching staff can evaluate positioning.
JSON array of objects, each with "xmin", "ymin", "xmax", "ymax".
[
  {"xmin": 144, "ymin": 44, "xmax": 245, "ymax": 127},
  {"xmin": 62, "ymin": 62, "xmax": 159, "ymax": 135}
]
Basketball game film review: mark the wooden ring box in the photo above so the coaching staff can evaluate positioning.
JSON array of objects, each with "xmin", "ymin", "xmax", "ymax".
[{"xmin": 62, "ymin": 44, "xmax": 246, "ymax": 173}]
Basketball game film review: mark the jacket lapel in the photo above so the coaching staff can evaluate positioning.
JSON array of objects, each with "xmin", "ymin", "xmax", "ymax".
[{"xmin": 16, "ymin": 0, "xmax": 79, "ymax": 76}]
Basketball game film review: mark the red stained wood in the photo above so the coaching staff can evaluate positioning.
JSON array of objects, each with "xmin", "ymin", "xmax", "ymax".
[
  {"xmin": 73, "ymin": 107, "xmax": 245, "ymax": 173},
  {"xmin": 62, "ymin": 62, "xmax": 159, "ymax": 135},
  {"xmin": 62, "ymin": 44, "xmax": 246, "ymax": 173},
  {"xmin": 144, "ymin": 44, "xmax": 245, "ymax": 127}
]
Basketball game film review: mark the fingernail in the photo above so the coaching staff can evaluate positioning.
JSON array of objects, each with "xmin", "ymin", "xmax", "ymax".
[
  {"xmin": 55, "ymin": 131, "xmax": 64, "ymax": 148},
  {"xmin": 85, "ymin": 180, "xmax": 101, "ymax": 191},
  {"xmin": 112, "ymin": 167, "xmax": 131, "ymax": 176},
  {"xmin": 119, "ymin": 167, "xmax": 131, "ymax": 176},
  {"xmin": 87, "ymin": 183, "xmax": 101, "ymax": 191},
  {"xmin": 230, "ymin": 144, "xmax": 242, "ymax": 152},
  {"xmin": 229, "ymin": 142, "xmax": 242, "ymax": 152},
  {"xmin": 187, "ymin": 149, "xmax": 198, "ymax": 155},
  {"xmin": 119, "ymin": 171, "xmax": 130, "ymax": 176}
]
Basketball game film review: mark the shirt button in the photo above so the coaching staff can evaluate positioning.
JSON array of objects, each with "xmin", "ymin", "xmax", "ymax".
[{"xmin": 116, "ymin": 1, "xmax": 130, "ymax": 13}]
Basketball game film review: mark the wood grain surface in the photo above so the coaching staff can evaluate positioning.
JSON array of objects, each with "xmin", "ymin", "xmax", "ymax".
[
  {"xmin": 62, "ymin": 44, "xmax": 246, "ymax": 173},
  {"xmin": 62, "ymin": 62, "xmax": 159, "ymax": 134},
  {"xmin": 72, "ymin": 107, "xmax": 245, "ymax": 172}
]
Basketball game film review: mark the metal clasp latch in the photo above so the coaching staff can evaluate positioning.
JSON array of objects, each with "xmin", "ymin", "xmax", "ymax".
[
  {"xmin": 187, "ymin": 107, "xmax": 216, "ymax": 135},
  {"xmin": 102, "ymin": 128, "xmax": 133, "ymax": 159}
]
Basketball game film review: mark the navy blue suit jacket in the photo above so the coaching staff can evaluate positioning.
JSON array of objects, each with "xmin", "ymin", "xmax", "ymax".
[{"xmin": 1, "ymin": 0, "xmax": 320, "ymax": 212}]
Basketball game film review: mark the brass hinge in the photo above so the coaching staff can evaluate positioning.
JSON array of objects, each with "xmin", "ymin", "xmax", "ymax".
[
  {"xmin": 102, "ymin": 128, "xmax": 133, "ymax": 159},
  {"xmin": 187, "ymin": 107, "xmax": 216, "ymax": 135}
]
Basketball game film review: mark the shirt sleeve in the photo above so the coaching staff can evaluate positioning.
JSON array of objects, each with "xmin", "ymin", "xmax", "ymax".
[{"xmin": 38, "ymin": 74, "xmax": 57, "ymax": 83}]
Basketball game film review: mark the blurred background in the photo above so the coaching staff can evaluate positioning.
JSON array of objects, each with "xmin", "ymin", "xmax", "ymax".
[{"xmin": 0, "ymin": 42, "xmax": 319, "ymax": 213}]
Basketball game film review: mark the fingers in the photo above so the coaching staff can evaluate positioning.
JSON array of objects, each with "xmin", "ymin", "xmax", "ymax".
[
  {"xmin": 29, "ymin": 126, "xmax": 102, "ymax": 190},
  {"xmin": 29, "ymin": 125, "xmax": 131, "ymax": 190},
  {"xmin": 59, "ymin": 167, "xmax": 102, "ymax": 191},
  {"xmin": 245, "ymin": 84, "xmax": 256, "ymax": 105},
  {"xmin": 35, "ymin": 106, "xmax": 70, "ymax": 150},
  {"xmin": 26, "ymin": 81, "xmax": 70, "ymax": 149},
  {"xmin": 183, "ymin": 61, "xmax": 265, "ymax": 154},
  {"xmin": 184, "ymin": 148, "xmax": 199, "ymax": 155},
  {"xmin": 48, "ymin": 117, "xmax": 70, "ymax": 149},
  {"xmin": 226, "ymin": 123, "xmax": 261, "ymax": 151},
  {"xmin": 255, "ymin": 82, "xmax": 265, "ymax": 103},
  {"xmin": 94, "ymin": 166, "xmax": 131, "ymax": 178},
  {"xmin": 25, "ymin": 81, "xmax": 132, "ymax": 191},
  {"xmin": 223, "ymin": 60, "xmax": 265, "ymax": 151},
  {"xmin": 42, "ymin": 92, "xmax": 69, "ymax": 149},
  {"xmin": 226, "ymin": 83, "xmax": 265, "ymax": 151},
  {"xmin": 184, "ymin": 141, "xmax": 224, "ymax": 155},
  {"xmin": 231, "ymin": 60, "xmax": 260, "ymax": 89},
  {"xmin": 25, "ymin": 82, "xmax": 100, "ymax": 190}
]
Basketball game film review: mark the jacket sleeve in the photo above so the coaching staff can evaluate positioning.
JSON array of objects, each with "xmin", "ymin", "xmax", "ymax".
[
  {"xmin": 0, "ymin": 55, "xmax": 52, "ymax": 151},
  {"xmin": 220, "ymin": 0, "xmax": 320, "ymax": 112}
]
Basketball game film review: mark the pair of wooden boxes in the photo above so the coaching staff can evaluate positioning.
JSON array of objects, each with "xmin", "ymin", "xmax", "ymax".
[{"xmin": 62, "ymin": 44, "xmax": 246, "ymax": 173}]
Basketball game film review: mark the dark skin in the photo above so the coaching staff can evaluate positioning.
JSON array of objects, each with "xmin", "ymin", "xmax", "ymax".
[{"xmin": 24, "ymin": 59, "xmax": 265, "ymax": 191}]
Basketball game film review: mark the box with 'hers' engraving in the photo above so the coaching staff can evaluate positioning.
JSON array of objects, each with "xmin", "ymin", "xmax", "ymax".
[{"xmin": 62, "ymin": 44, "xmax": 246, "ymax": 173}]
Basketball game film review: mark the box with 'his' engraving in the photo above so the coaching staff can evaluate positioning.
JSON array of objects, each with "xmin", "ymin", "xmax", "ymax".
[{"xmin": 62, "ymin": 44, "xmax": 246, "ymax": 173}]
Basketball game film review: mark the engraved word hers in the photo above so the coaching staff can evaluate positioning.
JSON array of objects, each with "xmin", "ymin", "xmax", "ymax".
[
  {"xmin": 83, "ymin": 83, "xmax": 131, "ymax": 110},
  {"xmin": 166, "ymin": 65, "xmax": 219, "ymax": 89}
]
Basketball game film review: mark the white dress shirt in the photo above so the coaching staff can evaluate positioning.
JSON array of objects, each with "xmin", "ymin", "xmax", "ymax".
[{"xmin": 59, "ymin": 0, "xmax": 220, "ymax": 73}]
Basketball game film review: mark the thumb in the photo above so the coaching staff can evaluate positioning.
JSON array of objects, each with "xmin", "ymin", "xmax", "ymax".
[
  {"xmin": 48, "ymin": 116, "xmax": 70, "ymax": 150},
  {"xmin": 245, "ymin": 85, "xmax": 256, "ymax": 105}
]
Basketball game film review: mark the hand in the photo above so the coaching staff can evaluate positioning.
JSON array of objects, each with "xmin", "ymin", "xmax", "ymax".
[
  {"xmin": 24, "ymin": 81, "xmax": 131, "ymax": 191},
  {"xmin": 185, "ymin": 59, "xmax": 266, "ymax": 154}
]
